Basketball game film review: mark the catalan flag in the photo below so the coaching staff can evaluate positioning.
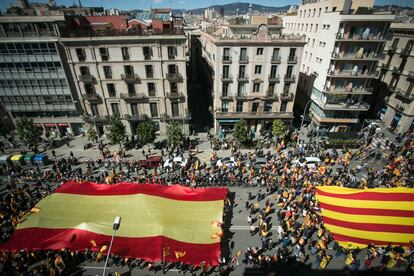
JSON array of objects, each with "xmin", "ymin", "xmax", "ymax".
[
  {"xmin": 1, "ymin": 180, "xmax": 228, "ymax": 266},
  {"xmin": 316, "ymin": 186, "xmax": 414, "ymax": 248}
]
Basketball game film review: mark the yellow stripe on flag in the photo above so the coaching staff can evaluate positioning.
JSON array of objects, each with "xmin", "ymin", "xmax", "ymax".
[{"xmin": 317, "ymin": 195, "xmax": 414, "ymax": 210}]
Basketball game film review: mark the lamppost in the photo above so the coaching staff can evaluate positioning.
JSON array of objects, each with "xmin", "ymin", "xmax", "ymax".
[
  {"xmin": 177, "ymin": 98, "xmax": 185, "ymax": 135},
  {"xmin": 296, "ymin": 99, "xmax": 313, "ymax": 148},
  {"xmin": 92, "ymin": 115, "xmax": 102, "ymax": 147},
  {"xmin": 102, "ymin": 216, "xmax": 121, "ymax": 276}
]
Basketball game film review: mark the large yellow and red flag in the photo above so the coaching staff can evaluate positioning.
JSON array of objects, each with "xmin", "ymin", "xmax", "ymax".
[
  {"xmin": 316, "ymin": 186, "xmax": 414, "ymax": 248},
  {"xmin": 1, "ymin": 180, "xmax": 228, "ymax": 266}
]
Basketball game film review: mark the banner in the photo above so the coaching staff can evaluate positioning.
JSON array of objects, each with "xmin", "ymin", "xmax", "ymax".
[{"xmin": 1, "ymin": 180, "xmax": 228, "ymax": 266}]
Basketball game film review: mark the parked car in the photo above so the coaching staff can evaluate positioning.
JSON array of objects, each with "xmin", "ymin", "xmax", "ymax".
[
  {"xmin": 216, "ymin": 157, "xmax": 237, "ymax": 168},
  {"xmin": 253, "ymin": 157, "xmax": 268, "ymax": 169},
  {"xmin": 294, "ymin": 157, "xmax": 321, "ymax": 169},
  {"xmin": 139, "ymin": 156, "xmax": 163, "ymax": 169},
  {"xmin": 163, "ymin": 156, "xmax": 188, "ymax": 169}
]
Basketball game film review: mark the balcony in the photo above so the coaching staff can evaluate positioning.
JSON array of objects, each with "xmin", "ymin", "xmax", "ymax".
[
  {"xmin": 268, "ymin": 74, "xmax": 280, "ymax": 83},
  {"xmin": 239, "ymin": 56, "xmax": 249, "ymax": 64},
  {"xmin": 407, "ymin": 71, "xmax": 414, "ymax": 81},
  {"xmin": 315, "ymin": 98, "xmax": 370, "ymax": 111},
  {"xmin": 325, "ymin": 87, "xmax": 374, "ymax": 95},
  {"xmin": 280, "ymin": 92, "xmax": 294, "ymax": 100},
  {"xmin": 167, "ymin": 92, "xmax": 185, "ymax": 99},
  {"xmin": 271, "ymin": 55, "xmax": 281, "ymax": 63},
  {"xmin": 221, "ymin": 75, "xmax": 233, "ymax": 82},
  {"xmin": 78, "ymin": 74, "xmax": 95, "ymax": 83},
  {"xmin": 81, "ymin": 93, "xmax": 101, "ymax": 102},
  {"xmin": 284, "ymin": 74, "xmax": 296, "ymax": 82},
  {"xmin": 83, "ymin": 114, "xmax": 109, "ymax": 122},
  {"xmin": 392, "ymin": 88, "xmax": 414, "ymax": 102},
  {"xmin": 168, "ymin": 54, "xmax": 176, "ymax": 60},
  {"xmin": 120, "ymin": 93, "xmax": 148, "ymax": 102},
  {"xmin": 124, "ymin": 113, "xmax": 146, "ymax": 121},
  {"xmin": 287, "ymin": 56, "xmax": 297, "ymax": 63},
  {"xmin": 122, "ymin": 54, "xmax": 130, "ymax": 61},
  {"xmin": 266, "ymin": 91, "xmax": 278, "ymax": 101},
  {"xmin": 335, "ymin": 32, "xmax": 386, "ymax": 42},
  {"xmin": 235, "ymin": 93, "xmax": 247, "ymax": 100},
  {"xmin": 327, "ymin": 70, "xmax": 375, "ymax": 79},
  {"xmin": 237, "ymin": 75, "xmax": 249, "ymax": 82},
  {"xmin": 144, "ymin": 54, "xmax": 152, "ymax": 60},
  {"xmin": 387, "ymin": 45, "xmax": 397, "ymax": 55},
  {"xmin": 312, "ymin": 112, "xmax": 359, "ymax": 124},
  {"xmin": 121, "ymin": 73, "xmax": 141, "ymax": 83},
  {"xmin": 400, "ymin": 48, "xmax": 411, "ymax": 58},
  {"xmin": 222, "ymin": 56, "xmax": 232, "ymax": 64},
  {"xmin": 331, "ymin": 52, "xmax": 381, "ymax": 61},
  {"xmin": 391, "ymin": 67, "xmax": 402, "ymax": 76},
  {"xmin": 220, "ymin": 94, "xmax": 234, "ymax": 100},
  {"xmin": 166, "ymin": 72, "xmax": 183, "ymax": 82},
  {"xmin": 216, "ymin": 111, "xmax": 293, "ymax": 119}
]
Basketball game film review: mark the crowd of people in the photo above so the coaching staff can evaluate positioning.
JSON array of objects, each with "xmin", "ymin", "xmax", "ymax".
[{"xmin": 0, "ymin": 128, "xmax": 412, "ymax": 275}]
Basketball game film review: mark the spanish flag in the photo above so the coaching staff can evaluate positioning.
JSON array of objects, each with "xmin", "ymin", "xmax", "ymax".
[
  {"xmin": 316, "ymin": 186, "xmax": 414, "ymax": 248},
  {"xmin": 1, "ymin": 180, "xmax": 228, "ymax": 266}
]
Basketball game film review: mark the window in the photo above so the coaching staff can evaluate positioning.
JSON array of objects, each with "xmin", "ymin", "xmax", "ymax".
[
  {"xmin": 103, "ymin": 66, "xmax": 112, "ymax": 79},
  {"xmin": 264, "ymin": 101, "xmax": 272, "ymax": 112},
  {"xmin": 325, "ymin": 7, "xmax": 328, "ymax": 12},
  {"xmin": 280, "ymin": 101, "xmax": 287, "ymax": 112},
  {"xmin": 288, "ymin": 48, "xmax": 296, "ymax": 61},
  {"xmin": 300, "ymin": 10, "xmax": 302, "ymax": 17},
  {"xmin": 304, "ymin": 51, "xmax": 308, "ymax": 60},
  {"xmin": 240, "ymin": 48, "xmax": 247, "ymax": 61},
  {"xmin": 150, "ymin": 103, "xmax": 158, "ymax": 117},
  {"xmin": 237, "ymin": 83, "xmax": 245, "ymax": 96},
  {"xmin": 310, "ymin": 24, "xmax": 313, "ymax": 32},
  {"xmin": 99, "ymin": 48, "xmax": 109, "ymax": 61},
  {"xmin": 315, "ymin": 24, "xmax": 318, "ymax": 32},
  {"xmin": 80, "ymin": 66, "xmax": 89, "ymax": 76},
  {"xmin": 168, "ymin": 46, "xmax": 177, "ymax": 59},
  {"xmin": 223, "ymin": 65, "xmax": 230, "ymax": 78},
  {"xmin": 143, "ymin": 46, "xmax": 152, "ymax": 60},
  {"xmin": 305, "ymin": 24, "xmax": 308, "ymax": 32},
  {"xmin": 148, "ymin": 83, "xmax": 156, "ymax": 96},
  {"xmin": 76, "ymin": 48, "xmax": 86, "ymax": 61},
  {"xmin": 111, "ymin": 103, "xmax": 120, "ymax": 115},
  {"xmin": 392, "ymin": 38, "xmax": 399, "ymax": 48},
  {"xmin": 404, "ymin": 40, "xmax": 413, "ymax": 54},
  {"xmin": 254, "ymin": 65, "xmax": 262, "ymax": 74},
  {"xmin": 318, "ymin": 8, "xmax": 321, "ymax": 16},
  {"xmin": 223, "ymin": 48, "xmax": 230, "ymax": 60},
  {"xmin": 172, "ymin": 102, "xmax": 179, "ymax": 117},
  {"xmin": 286, "ymin": 65, "xmax": 294, "ymax": 77},
  {"xmin": 253, "ymin": 83, "xmax": 260, "ymax": 92},
  {"xmin": 326, "ymin": 24, "xmax": 330, "ymax": 30},
  {"xmin": 222, "ymin": 83, "xmax": 229, "ymax": 96},
  {"xmin": 332, "ymin": 7, "xmax": 337, "ymax": 12},
  {"xmin": 283, "ymin": 83, "xmax": 291, "ymax": 94},
  {"xmin": 309, "ymin": 53, "xmax": 312, "ymax": 61},
  {"xmin": 312, "ymin": 39, "xmax": 315, "ymax": 47},
  {"xmin": 168, "ymin": 64, "xmax": 177, "ymax": 74},
  {"xmin": 91, "ymin": 104, "xmax": 99, "ymax": 116},
  {"xmin": 107, "ymin": 83, "xmax": 116, "ymax": 97},
  {"xmin": 268, "ymin": 83, "xmax": 275, "ymax": 94},
  {"xmin": 145, "ymin": 65, "xmax": 153, "ymax": 78},
  {"xmin": 236, "ymin": 101, "xmax": 243, "ymax": 112},
  {"xmin": 270, "ymin": 65, "xmax": 278, "ymax": 78},
  {"xmin": 256, "ymin": 48, "xmax": 263, "ymax": 55},
  {"xmin": 124, "ymin": 65, "xmax": 134, "ymax": 77},
  {"xmin": 127, "ymin": 83, "xmax": 135, "ymax": 94},
  {"xmin": 130, "ymin": 103, "xmax": 139, "ymax": 116},
  {"xmin": 221, "ymin": 101, "xmax": 229, "ymax": 112},
  {"xmin": 239, "ymin": 65, "xmax": 246, "ymax": 77},
  {"xmin": 84, "ymin": 83, "xmax": 95, "ymax": 94},
  {"xmin": 121, "ymin": 47, "xmax": 129, "ymax": 60},
  {"xmin": 272, "ymin": 48, "xmax": 280, "ymax": 60},
  {"xmin": 170, "ymin": 82, "xmax": 178, "ymax": 94},
  {"xmin": 252, "ymin": 102, "xmax": 259, "ymax": 112},
  {"xmin": 313, "ymin": 9, "xmax": 316, "ymax": 17}
]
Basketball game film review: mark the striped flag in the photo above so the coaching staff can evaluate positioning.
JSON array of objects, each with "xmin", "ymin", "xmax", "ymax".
[
  {"xmin": 1, "ymin": 180, "xmax": 228, "ymax": 266},
  {"xmin": 316, "ymin": 186, "xmax": 414, "ymax": 248}
]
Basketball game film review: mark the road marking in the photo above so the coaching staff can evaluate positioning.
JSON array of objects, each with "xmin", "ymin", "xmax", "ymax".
[{"xmin": 79, "ymin": 266, "xmax": 105, "ymax": 269}]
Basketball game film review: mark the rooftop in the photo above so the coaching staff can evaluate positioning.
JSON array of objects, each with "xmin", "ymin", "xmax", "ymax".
[
  {"xmin": 60, "ymin": 27, "xmax": 185, "ymax": 38},
  {"xmin": 0, "ymin": 15, "xmax": 65, "ymax": 23}
]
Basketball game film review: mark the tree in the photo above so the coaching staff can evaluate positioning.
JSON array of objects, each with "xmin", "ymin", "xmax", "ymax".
[
  {"xmin": 167, "ymin": 121, "xmax": 183, "ymax": 147},
  {"xmin": 136, "ymin": 120, "xmax": 157, "ymax": 146},
  {"xmin": 232, "ymin": 118, "xmax": 249, "ymax": 144},
  {"xmin": 15, "ymin": 116, "xmax": 43, "ymax": 145},
  {"xmin": 86, "ymin": 124, "xmax": 97, "ymax": 143},
  {"xmin": 106, "ymin": 114, "xmax": 126, "ymax": 148},
  {"xmin": 272, "ymin": 119, "xmax": 287, "ymax": 139}
]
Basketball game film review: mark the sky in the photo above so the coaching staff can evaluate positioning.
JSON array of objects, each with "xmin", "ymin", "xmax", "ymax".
[{"xmin": 0, "ymin": 0, "xmax": 413, "ymax": 12}]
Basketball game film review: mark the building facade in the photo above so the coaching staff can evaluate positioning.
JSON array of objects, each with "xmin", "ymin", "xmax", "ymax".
[
  {"xmin": 378, "ymin": 23, "xmax": 414, "ymax": 135},
  {"xmin": 60, "ymin": 17, "xmax": 189, "ymax": 136},
  {"xmin": 0, "ymin": 15, "xmax": 83, "ymax": 136},
  {"xmin": 200, "ymin": 24, "xmax": 305, "ymax": 134},
  {"xmin": 283, "ymin": 0, "xmax": 394, "ymax": 132}
]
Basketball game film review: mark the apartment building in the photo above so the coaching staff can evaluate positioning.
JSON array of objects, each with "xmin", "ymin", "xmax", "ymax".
[
  {"xmin": 378, "ymin": 23, "xmax": 414, "ymax": 135},
  {"xmin": 199, "ymin": 24, "xmax": 305, "ymax": 134},
  {"xmin": 0, "ymin": 15, "xmax": 82, "ymax": 136},
  {"xmin": 283, "ymin": 0, "xmax": 394, "ymax": 132},
  {"xmin": 60, "ymin": 16, "xmax": 189, "ymax": 136}
]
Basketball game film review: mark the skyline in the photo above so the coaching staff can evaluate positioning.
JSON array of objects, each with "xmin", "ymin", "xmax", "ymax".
[{"xmin": 1, "ymin": 0, "xmax": 414, "ymax": 12}]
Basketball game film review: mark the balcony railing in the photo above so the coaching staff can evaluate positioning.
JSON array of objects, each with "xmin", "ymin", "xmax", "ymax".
[
  {"xmin": 287, "ymin": 56, "xmax": 297, "ymax": 63},
  {"xmin": 216, "ymin": 111, "xmax": 293, "ymax": 119},
  {"xmin": 166, "ymin": 72, "xmax": 183, "ymax": 82},
  {"xmin": 237, "ymin": 75, "xmax": 249, "ymax": 82},
  {"xmin": 220, "ymin": 94, "xmax": 233, "ymax": 100},
  {"xmin": 222, "ymin": 56, "xmax": 232, "ymax": 63},
  {"xmin": 284, "ymin": 74, "xmax": 296, "ymax": 82},
  {"xmin": 320, "ymin": 101, "xmax": 370, "ymax": 111},
  {"xmin": 407, "ymin": 71, "xmax": 414, "ymax": 81},
  {"xmin": 239, "ymin": 56, "xmax": 249, "ymax": 63},
  {"xmin": 268, "ymin": 74, "xmax": 280, "ymax": 82},
  {"xmin": 221, "ymin": 75, "xmax": 233, "ymax": 82},
  {"xmin": 167, "ymin": 92, "xmax": 185, "ymax": 99},
  {"xmin": 168, "ymin": 54, "xmax": 176, "ymax": 60},
  {"xmin": 81, "ymin": 93, "xmax": 101, "ymax": 101},
  {"xmin": 335, "ymin": 32, "xmax": 385, "ymax": 41},
  {"xmin": 271, "ymin": 55, "xmax": 281, "ymax": 63},
  {"xmin": 120, "ymin": 93, "xmax": 148, "ymax": 102},
  {"xmin": 121, "ymin": 73, "xmax": 141, "ymax": 83},
  {"xmin": 325, "ymin": 86, "xmax": 374, "ymax": 95},
  {"xmin": 392, "ymin": 88, "xmax": 414, "ymax": 102},
  {"xmin": 122, "ymin": 54, "xmax": 130, "ymax": 61},
  {"xmin": 400, "ymin": 48, "xmax": 411, "ymax": 57},
  {"xmin": 124, "ymin": 113, "xmax": 146, "ymax": 121},
  {"xmin": 235, "ymin": 93, "xmax": 247, "ymax": 99},
  {"xmin": 78, "ymin": 74, "xmax": 95, "ymax": 83},
  {"xmin": 280, "ymin": 92, "xmax": 294, "ymax": 100},
  {"xmin": 331, "ymin": 52, "xmax": 381, "ymax": 60},
  {"xmin": 387, "ymin": 45, "xmax": 397, "ymax": 55},
  {"xmin": 60, "ymin": 28, "xmax": 185, "ymax": 38},
  {"xmin": 266, "ymin": 91, "xmax": 278, "ymax": 100},
  {"xmin": 327, "ymin": 70, "xmax": 375, "ymax": 78}
]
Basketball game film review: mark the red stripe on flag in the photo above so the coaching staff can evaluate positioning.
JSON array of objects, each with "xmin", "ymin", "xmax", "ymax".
[
  {"xmin": 56, "ymin": 180, "xmax": 228, "ymax": 201},
  {"xmin": 332, "ymin": 233, "xmax": 412, "ymax": 247},
  {"xmin": 319, "ymin": 202, "xmax": 414, "ymax": 217},
  {"xmin": 323, "ymin": 217, "xmax": 414, "ymax": 234},
  {"xmin": 316, "ymin": 188, "xmax": 414, "ymax": 201},
  {"xmin": 0, "ymin": 227, "xmax": 221, "ymax": 266}
]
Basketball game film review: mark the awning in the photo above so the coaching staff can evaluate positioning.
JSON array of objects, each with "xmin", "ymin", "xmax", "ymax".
[
  {"xmin": 11, "ymin": 154, "xmax": 24, "ymax": 161},
  {"xmin": 34, "ymin": 154, "xmax": 48, "ymax": 161},
  {"xmin": 24, "ymin": 154, "xmax": 35, "ymax": 161},
  {"xmin": 0, "ymin": 155, "xmax": 11, "ymax": 162},
  {"xmin": 218, "ymin": 119, "xmax": 239, "ymax": 123}
]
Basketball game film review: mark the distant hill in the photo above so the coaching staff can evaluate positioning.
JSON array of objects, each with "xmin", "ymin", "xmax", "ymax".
[
  {"xmin": 187, "ymin": 2, "xmax": 290, "ymax": 15},
  {"xmin": 373, "ymin": 5, "xmax": 413, "ymax": 11}
]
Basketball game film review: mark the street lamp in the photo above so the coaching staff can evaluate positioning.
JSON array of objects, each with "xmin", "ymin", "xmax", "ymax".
[
  {"xmin": 93, "ymin": 115, "xmax": 102, "ymax": 147},
  {"xmin": 177, "ymin": 99, "xmax": 185, "ymax": 135},
  {"xmin": 102, "ymin": 216, "xmax": 121, "ymax": 276},
  {"xmin": 300, "ymin": 100, "xmax": 313, "ymax": 131}
]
